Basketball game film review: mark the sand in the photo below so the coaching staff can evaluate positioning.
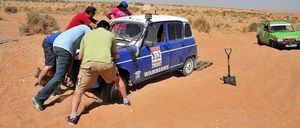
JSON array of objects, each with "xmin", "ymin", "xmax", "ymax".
[{"xmin": 0, "ymin": 4, "xmax": 299, "ymax": 128}]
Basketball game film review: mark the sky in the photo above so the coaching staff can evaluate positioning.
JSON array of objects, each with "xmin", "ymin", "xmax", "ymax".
[{"xmin": 82, "ymin": 0, "xmax": 300, "ymax": 12}]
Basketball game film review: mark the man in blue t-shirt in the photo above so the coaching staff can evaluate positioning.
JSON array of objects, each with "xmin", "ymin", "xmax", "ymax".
[
  {"xmin": 35, "ymin": 32, "xmax": 61, "ymax": 87},
  {"xmin": 32, "ymin": 25, "xmax": 91, "ymax": 111}
]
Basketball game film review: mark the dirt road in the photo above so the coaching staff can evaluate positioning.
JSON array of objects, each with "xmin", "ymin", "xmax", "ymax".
[{"xmin": 0, "ymin": 12, "xmax": 299, "ymax": 128}]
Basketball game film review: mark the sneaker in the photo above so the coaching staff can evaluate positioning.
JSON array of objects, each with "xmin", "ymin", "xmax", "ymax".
[
  {"xmin": 68, "ymin": 81, "xmax": 76, "ymax": 89},
  {"xmin": 34, "ymin": 83, "xmax": 43, "ymax": 90},
  {"xmin": 32, "ymin": 97, "xmax": 44, "ymax": 111},
  {"xmin": 34, "ymin": 83, "xmax": 39, "ymax": 87},
  {"xmin": 67, "ymin": 116, "xmax": 77, "ymax": 125},
  {"xmin": 123, "ymin": 98, "xmax": 131, "ymax": 106}
]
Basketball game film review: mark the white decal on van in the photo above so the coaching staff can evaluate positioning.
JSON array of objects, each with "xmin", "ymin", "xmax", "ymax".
[
  {"xmin": 144, "ymin": 65, "xmax": 169, "ymax": 77},
  {"xmin": 150, "ymin": 46, "xmax": 162, "ymax": 68},
  {"xmin": 135, "ymin": 71, "xmax": 141, "ymax": 80}
]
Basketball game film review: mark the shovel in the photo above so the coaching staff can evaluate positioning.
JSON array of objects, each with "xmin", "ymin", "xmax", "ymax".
[{"xmin": 223, "ymin": 48, "xmax": 236, "ymax": 86}]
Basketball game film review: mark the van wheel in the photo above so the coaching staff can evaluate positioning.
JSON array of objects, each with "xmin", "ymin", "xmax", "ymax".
[
  {"xmin": 101, "ymin": 83, "xmax": 121, "ymax": 102},
  {"xmin": 269, "ymin": 40, "xmax": 275, "ymax": 48},
  {"xmin": 101, "ymin": 75, "xmax": 129, "ymax": 102},
  {"xmin": 180, "ymin": 57, "xmax": 195, "ymax": 76},
  {"xmin": 257, "ymin": 36, "xmax": 262, "ymax": 45},
  {"xmin": 277, "ymin": 44, "xmax": 284, "ymax": 50}
]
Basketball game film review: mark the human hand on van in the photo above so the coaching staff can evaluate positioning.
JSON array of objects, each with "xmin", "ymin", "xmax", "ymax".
[{"xmin": 112, "ymin": 52, "xmax": 120, "ymax": 59}]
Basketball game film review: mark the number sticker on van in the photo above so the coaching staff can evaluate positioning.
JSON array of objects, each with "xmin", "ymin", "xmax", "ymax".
[{"xmin": 150, "ymin": 46, "xmax": 162, "ymax": 68}]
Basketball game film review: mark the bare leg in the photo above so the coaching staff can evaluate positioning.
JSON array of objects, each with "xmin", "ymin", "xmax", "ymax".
[
  {"xmin": 36, "ymin": 66, "xmax": 52, "ymax": 84},
  {"xmin": 71, "ymin": 89, "xmax": 85, "ymax": 116},
  {"xmin": 114, "ymin": 76, "xmax": 127, "ymax": 99}
]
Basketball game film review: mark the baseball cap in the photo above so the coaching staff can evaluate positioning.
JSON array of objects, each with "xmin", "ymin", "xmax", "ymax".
[{"xmin": 118, "ymin": 1, "xmax": 128, "ymax": 8}]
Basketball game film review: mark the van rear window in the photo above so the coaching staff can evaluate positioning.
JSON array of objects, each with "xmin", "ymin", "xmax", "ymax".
[
  {"xmin": 185, "ymin": 23, "xmax": 192, "ymax": 37},
  {"xmin": 168, "ymin": 22, "xmax": 182, "ymax": 41}
]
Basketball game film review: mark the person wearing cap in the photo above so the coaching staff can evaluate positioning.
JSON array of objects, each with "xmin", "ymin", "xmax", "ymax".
[
  {"xmin": 66, "ymin": 6, "xmax": 98, "ymax": 30},
  {"xmin": 67, "ymin": 20, "xmax": 130, "ymax": 125},
  {"xmin": 106, "ymin": 1, "xmax": 132, "ymax": 20}
]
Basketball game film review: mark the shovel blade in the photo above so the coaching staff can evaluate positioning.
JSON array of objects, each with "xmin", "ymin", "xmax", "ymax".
[{"xmin": 223, "ymin": 76, "xmax": 236, "ymax": 86}]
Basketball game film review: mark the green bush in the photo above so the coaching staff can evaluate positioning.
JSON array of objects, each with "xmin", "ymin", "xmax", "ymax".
[
  {"xmin": 19, "ymin": 11, "xmax": 60, "ymax": 36},
  {"xmin": 5, "ymin": 6, "xmax": 17, "ymax": 14},
  {"xmin": 193, "ymin": 17, "xmax": 210, "ymax": 33}
]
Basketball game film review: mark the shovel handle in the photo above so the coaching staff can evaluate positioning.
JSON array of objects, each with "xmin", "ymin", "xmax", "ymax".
[
  {"xmin": 225, "ymin": 48, "xmax": 232, "ymax": 57},
  {"xmin": 225, "ymin": 48, "xmax": 232, "ymax": 76}
]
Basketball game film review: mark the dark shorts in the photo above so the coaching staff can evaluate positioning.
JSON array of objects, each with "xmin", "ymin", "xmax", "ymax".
[{"xmin": 42, "ymin": 39, "xmax": 55, "ymax": 66}]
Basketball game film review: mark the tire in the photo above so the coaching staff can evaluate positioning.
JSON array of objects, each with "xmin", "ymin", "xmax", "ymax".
[
  {"xmin": 269, "ymin": 40, "xmax": 283, "ymax": 50},
  {"xmin": 100, "ymin": 76, "xmax": 129, "ymax": 102},
  {"xmin": 257, "ymin": 36, "xmax": 262, "ymax": 45},
  {"xmin": 269, "ymin": 40, "xmax": 275, "ymax": 48},
  {"xmin": 100, "ymin": 83, "xmax": 121, "ymax": 102},
  {"xmin": 277, "ymin": 44, "xmax": 284, "ymax": 50},
  {"xmin": 180, "ymin": 57, "xmax": 195, "ymax": 76}
]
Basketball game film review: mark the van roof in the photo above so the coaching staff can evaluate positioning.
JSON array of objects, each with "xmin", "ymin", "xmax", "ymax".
[
  {"xmin": 269, "ymin": 20, "xmax": 290, "ymax": 25},
  {"xmin": 112, "ymin": 14, "xmax": 189, "ymax": 25},
  {"xmin": 260, "ymin": 20, "xmax": 291, "ymax": 25}
]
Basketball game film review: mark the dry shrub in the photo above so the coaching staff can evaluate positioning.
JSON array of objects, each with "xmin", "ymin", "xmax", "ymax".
[
  {"xmin": 40, "ymin": 7, "xmax": 53, "ymax": 14},
  {"xmin": 242, "ymin": 22, "xmax": 258, "ymax": 33},
  {"xmin": 259, "ymin": 15, "xmax": 267, "ymax": 20},
  {"xmin": 20, "ymin": 6, "xmax": 32, "ymax": 12},
  {"xmin": 131, "ymin": 6, "xmax": 141, "ymax": 13},
  {"xmin": 294, "ymin": 24, "xmax": 300, "ymax": 30},
  {"xmin": 203, "ymin": 10, "xmax": 221, "ymax": 17},
  {"xmin": 175, "ymin": 10, "xmax": 180, "ymax": 15},
  {"xmin": 5, "ymin": 6, "xmax": 17, "ymax": 14},
  {"xmin": 241, "ymin": 26, "xmax": 248, "ymax": 33},
  {"xmin": 289, "ymin": 17, "xmax": 299, "ymax": 23},
  {"xmin": 193, "ymin": 17, "xmax": 210, "ymax": 33},
  {"xmin": 55, "ymin": 4, "xmax": 86, "ymax": 15},
  {"xmin": 237, "ymin": 19, "xmax": 243, "ymax": 23},
  {"xmin": 224, "ymin": 24, "xmax": 231, "ymax": 29},
  {"xmin": 248, "ymin": 22, "xmax": 259, "ymax": 32},
  {"xmin": 19, "ymin": 11, "xmax": 60, "ymax": 36},
  {"xmin": 214, "ymin": 23, "xmax": 224, "ymax": 29},
  {"xmin": 187, "ymin": 17, "xmax": 193, "ymax": 25},
  {"xmin": 222, "ymin": 10, "xmax": 266, "ymax": 20}
]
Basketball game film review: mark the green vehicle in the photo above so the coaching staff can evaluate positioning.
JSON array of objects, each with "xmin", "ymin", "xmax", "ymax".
[{"xmin": 257, "ymin": 20, "xmax": 300, "ymax": 49}]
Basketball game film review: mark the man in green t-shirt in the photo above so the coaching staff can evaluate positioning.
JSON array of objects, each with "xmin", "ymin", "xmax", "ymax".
[{"xmin": 67, "ymin": 20, "xmax": 130, "ymax": 125}]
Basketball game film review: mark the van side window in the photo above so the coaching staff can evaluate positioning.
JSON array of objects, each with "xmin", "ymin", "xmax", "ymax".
[
  {"xmin": 144, "ymin": 23, "xmax": 164, "ymax": 44},
  {"xmin": 185, "ymin": 23, "xmax": 192, "ymax": 37},
  {"xmin": 168, "ymin": 22, "xmax": 182, "ymax": 41}
]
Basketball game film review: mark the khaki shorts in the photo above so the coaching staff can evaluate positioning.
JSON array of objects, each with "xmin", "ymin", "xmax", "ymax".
[{"xmin": 76, "ymin": 61, "xmax": 118, "ymax": 90}]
